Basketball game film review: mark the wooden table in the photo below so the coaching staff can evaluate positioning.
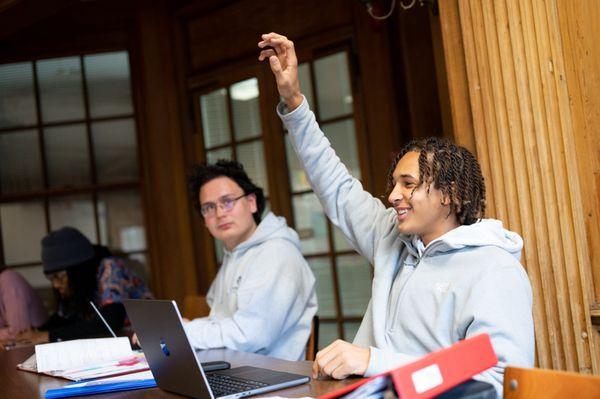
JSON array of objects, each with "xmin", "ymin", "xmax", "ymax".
[{"xmin": 0, "ymin": 346, "xmax": 359, "ymax": 398}]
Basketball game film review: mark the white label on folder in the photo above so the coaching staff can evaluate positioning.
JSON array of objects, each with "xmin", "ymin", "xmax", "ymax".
[{"xmin": 411, "ymin": 363, "xmax": 443, "ymax": 393}]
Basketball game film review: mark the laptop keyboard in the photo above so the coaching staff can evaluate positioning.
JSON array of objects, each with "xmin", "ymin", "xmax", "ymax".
[{"xmin": 207, "ymin": 373, "xmax": 269, "ymax": 397}]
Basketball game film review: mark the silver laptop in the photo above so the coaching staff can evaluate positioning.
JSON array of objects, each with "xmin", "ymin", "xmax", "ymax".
[{"xmin": 123, "ymin": 299, "xmax": 310, "ymax": 399}]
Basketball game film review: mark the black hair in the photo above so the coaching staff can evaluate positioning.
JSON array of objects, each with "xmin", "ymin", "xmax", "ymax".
[
  {"xmin": 387, "ymin": 137, "xmax": 486, "ymax": 226},
  {"xmin": 187, "ymin": 160, "xmax": 266, "ymax": 225},
  {"xmin": 55, "ymin": 246, "xmax": 111, "ymax": 319}
]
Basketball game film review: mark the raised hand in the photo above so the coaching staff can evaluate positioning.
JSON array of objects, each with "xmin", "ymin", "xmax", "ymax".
[
  {"xmin": 312, "ymin": 339, "xmax": 370, "ymax": 380},
  {"xmin": 258, "ymin": 32, "xmax": 303, "ymax": 111}
]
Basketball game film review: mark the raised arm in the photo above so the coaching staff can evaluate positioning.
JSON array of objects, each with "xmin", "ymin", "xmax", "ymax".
[{"xmin": 259, "ymin": 33, "xmax": 397, "ymax": 263}]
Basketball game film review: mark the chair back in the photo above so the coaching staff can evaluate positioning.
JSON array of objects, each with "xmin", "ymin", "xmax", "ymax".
[
  {"xmin": 305, "ymin": 315, "xmax": 319, "ymax": 361},
  {"xmin": 504, "ymin": 366, "xmax": 600, "ymax": 399},
  {"xmin": 182, "ymin": 294, "xmax": 210, "ymax": 320}
]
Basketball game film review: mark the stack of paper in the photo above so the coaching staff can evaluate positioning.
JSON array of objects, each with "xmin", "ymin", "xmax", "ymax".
[
  {"xmin": 45, "ymin": 371, "xmax": 156, "ymax": 399},
  {"xmin": 16, "ymin": 337, "xmax": 156, "ymax": 398},
  {"xmin": 18, "ymin": 337, "xmax": 150, "ymax": 381}
]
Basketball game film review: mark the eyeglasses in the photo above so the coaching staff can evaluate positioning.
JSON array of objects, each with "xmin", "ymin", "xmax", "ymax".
[
  {"xmin": 45, "ymin": 270, "xmax": 67, "ymax": 282},
  {"xmin": 200, "ymin": 193, "xmax": 249, "ymax": 218}
]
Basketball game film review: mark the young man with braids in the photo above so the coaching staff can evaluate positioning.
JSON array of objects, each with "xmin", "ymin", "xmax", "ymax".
[{"xmin": 259, "ymin": 33, "xmax": 534, "ymax": 396}]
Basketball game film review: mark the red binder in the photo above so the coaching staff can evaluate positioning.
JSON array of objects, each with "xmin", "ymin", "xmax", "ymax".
[{"xmin": 318, "ymin": 333, "xmax": 498, "ymax": 399}]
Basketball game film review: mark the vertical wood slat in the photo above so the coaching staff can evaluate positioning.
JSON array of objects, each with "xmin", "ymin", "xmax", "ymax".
[
  {"xmin": 555, "ymin": 0, "xmax": 600, "ymax": 373},
  {"xmin": 502, "ymin": 0, "xmax": 555, "ymax": 370},
  {"xmin": 441, "ymin": 0, "xmax": 597, "ymax": 373},
  {"xmin": 492, "ymin": 0, "xmax": 554, "ymax": 369},
  {"xmin": 528, "ymin": 0, "xmax": 590, "ymax": 371},
  {"xmin": 541, "ymin": 0, "xmax": 595, "ymax": 372},
  {"xmin": 519, "ymin": 0, "xmax": 573, "ymax": 371},
  {"xmin": 455, "ymin": 0, "xmax": 497, "ymax": 219},
  {"xmin": 468, "ymin": 0, "xmax": 510, "ymax": 224},
  {"xmin": 435, "ymin": 0, "xmax": 476, "ymax": 153}
]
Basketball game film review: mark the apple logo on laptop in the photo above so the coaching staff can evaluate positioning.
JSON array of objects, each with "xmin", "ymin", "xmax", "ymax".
[{"xmin": 159, "ymin": 338, "xmax": 170, "ymax": 357}]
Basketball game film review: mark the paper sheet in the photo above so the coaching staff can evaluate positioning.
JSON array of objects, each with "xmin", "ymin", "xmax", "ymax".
[
  {"xmin": 64, "ymin": 370, "xmax": 155, "ymax": 389},
  {"xmin": 35, "ymin": 337, "xmax": 133, "ymax": 372}
]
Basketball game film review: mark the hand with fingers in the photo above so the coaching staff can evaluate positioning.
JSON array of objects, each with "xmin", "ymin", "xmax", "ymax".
[
  {"xmin": 312, "ymin": 339, "xmax": 371, "ymax": 380},
  {"xmin": 258, "ymin": 32, "xmax": 304, "ymax": 111}
]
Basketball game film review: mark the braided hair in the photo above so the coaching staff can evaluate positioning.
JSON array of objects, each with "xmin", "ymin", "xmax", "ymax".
[{"xmin": 387, "ymin": 137, "xmax": 486, "ymax": 225}]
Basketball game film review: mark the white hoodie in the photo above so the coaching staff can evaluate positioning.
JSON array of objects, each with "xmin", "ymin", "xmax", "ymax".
[
  {"xmin": 278, "ymin": 98, "xmax": 534, "ymax": 397},
  {"xmin": 184, "ymin": 212, "xmax": 317, "ymax": 361}
]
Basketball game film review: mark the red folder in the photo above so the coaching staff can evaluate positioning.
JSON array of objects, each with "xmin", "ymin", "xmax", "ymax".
[{"xmin": 318, "ymin": 333, "xmax": 498, "ymax": 399}]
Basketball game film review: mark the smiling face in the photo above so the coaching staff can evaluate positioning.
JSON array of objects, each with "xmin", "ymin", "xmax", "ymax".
[
  {"xmin": 199, "ymin": 176, "xmax": 258, "ymax": 251},
  {"xmin": 387, "ymin": 151, "xmax": 459, "ymax": 245}
]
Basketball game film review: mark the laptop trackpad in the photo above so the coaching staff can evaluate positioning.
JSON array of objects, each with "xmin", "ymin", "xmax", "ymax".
[{"xmin": 217, "ymin": 366, "xmax": 306, "ymax": 384}]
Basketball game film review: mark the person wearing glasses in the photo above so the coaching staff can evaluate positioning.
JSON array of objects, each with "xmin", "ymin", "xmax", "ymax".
[
  {"xmin": 15, "ymin": 227, "xmax": 153, "ymax": 344},
  {"xmin": 183, "ymin": 160, "xmax": 317, "ymax": 361}
]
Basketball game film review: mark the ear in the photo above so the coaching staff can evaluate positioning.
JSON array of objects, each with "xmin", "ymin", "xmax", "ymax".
[
  {"xmin": 247, "ymin": 193, "xmax": 258, "ymax": 213},
  {"xmin": 440, "ymin": 182, "xmax": 457, "ymax": 207}
]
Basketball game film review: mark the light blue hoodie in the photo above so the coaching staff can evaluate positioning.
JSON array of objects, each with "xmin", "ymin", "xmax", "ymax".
[
  {"xmin": 184, "ymin": 212, "xmax": 317, "ymax": 361},
  {"xmin": 279, "ymin": 98, "xmax": 534, "ymax": 397}
]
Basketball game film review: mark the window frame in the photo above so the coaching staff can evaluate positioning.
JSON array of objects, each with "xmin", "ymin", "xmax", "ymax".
[
  {"xmin": 0, "ymin": 50, "xmax": 148, "ymax": 275},
  {"xmin": 186, "ymin": 38, "xmax": 375, "ymax": 347}
]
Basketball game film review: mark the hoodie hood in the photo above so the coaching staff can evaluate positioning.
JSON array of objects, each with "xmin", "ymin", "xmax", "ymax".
[
  {"xmin": 224, "ymin": 212, "xmax": 301, "ymax": 255},
  {"xmin": 401, "ymin": 218, "xmax": 523, "ymax": 261}
]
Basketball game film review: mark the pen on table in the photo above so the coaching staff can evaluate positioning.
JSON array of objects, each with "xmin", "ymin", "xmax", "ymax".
[{"xmin": 89, "ymin": 301, "xmax": 117, "ymax": 338}]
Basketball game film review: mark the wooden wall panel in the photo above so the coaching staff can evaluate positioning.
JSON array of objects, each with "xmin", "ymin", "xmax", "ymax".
[
  {"xmin": 184, "ymin": 0, "xmax": 352, "ymax": 73},
  {"xmin": 134, "ymin": 1, "xmax": 199, "ymax": 304},
  {"xmin": 439, "ymin": 0, "xmax": 598, "ymax": 373},
  {"xmin": 555, "ymin": 0, "xmax": 600, "ymax": 369}
]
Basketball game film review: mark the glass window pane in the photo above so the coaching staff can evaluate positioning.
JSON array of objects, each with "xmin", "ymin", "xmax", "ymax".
[
  {"xmin": 230, "ymin": 78, "xmax": 261, "ymax": 140},
  {"xmin": 84, "ymin": 52, "xmax": 133, "ymax": 117},
  {"xmin": 0, "ymin": 201, "xmax": 46, "ymax": 264},
  {"xmin": 343, "ymin": 322, "xmax": 361, "ymax": 343},
  {"xmin": 308, "ymin": 257, "xmax": 336, "ymax": 318},
  {"xmin": 297, "ymin": 63, "xmax": 314, "ymax": 110},
  {"xmin": 200, "ymin": 89, "xmax": 231, "ymax": 148},
  {"xmin": 92, "ymin": 118, "xmax": 139, "ymax": 183},
  {"xmin": 0, "ymin": 130, "xmax": 43, "ymax": 194},
  {"xmin": 0, "ymin": 62, "xmax": 37, "ymax": 128},
  {"xmin": 13, "ymin": 265, "xmax": 49, "ymax": 289},
  {"xmin": 285, "ymin": 134, "xmax": 310, "ymax": 193},
  {"xmin": 206, "ymin": 147, "xmax": 232, "ymax": 164},
  {"xmin": 318, "ymin": 322, "xmax": 339, "ymax": 350},
  {"xmin": 49, "ymin": 195, "xmax": 97, "ymax": 243},
  {"xmin": 236, "ymin": 140, "xmax": 269, "ymax": 195},
  {"xmin": 322, "ymin": 120, "xmax": 361, "ymax": 180},
  {"xmin": 336, "ymin": 254, "xmax": 371, "ymax": 317},
  {"xmin": 314, "ymin": 52, "xmax": 353, "ymax": 120},
  {"xmin": 333, "ymin": 225, "xmax": 354, "ymax": 252},
  {"xmin": 292, "ymin": 193, "xmax": 329, "ymax": 254},
  {"xmin": 37, "ymin": 57, "xmax": 85, "ymax": 123},
  {"xmin": 97, "ymin": 189, "xmax": 145, "ymax": 252},
  {"xmin": 44, "ymin": 124, "xmax": 90, "ymax": 189}
]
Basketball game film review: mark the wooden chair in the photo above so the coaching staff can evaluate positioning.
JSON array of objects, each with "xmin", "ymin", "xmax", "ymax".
[
  {"xmin": 305, "ymin": 315, "xmax": 319, "ymax": 361},
  {"xmin": 182, "ymin": 294, "xmax": 210, "ymax": 320},
  {"xmin": 504, "ymin": 366, "xmax": 600, "ymax": 399}
]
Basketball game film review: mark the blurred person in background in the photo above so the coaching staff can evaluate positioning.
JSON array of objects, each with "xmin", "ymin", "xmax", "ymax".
[
  {"xmin": 0, "ymin": 263, "xmax": 48, "ymax": 342},
  {"xmin": 17, "ymin": 226, "xmax": 152, "ymax": 344}
]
